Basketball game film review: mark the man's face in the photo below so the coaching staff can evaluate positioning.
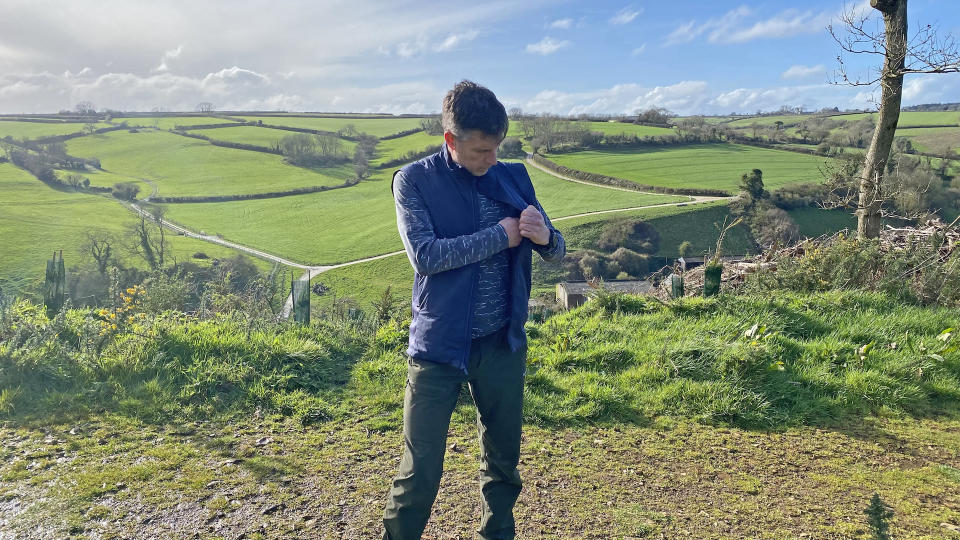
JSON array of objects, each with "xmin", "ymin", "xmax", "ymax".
[{"xmin": 446, "ymin": 130, "xmax": 502, "ymax": 176}]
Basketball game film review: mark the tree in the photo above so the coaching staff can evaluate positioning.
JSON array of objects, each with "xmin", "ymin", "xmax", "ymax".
[
  {"xmin": 635, "ymin": 107, "xmax": 671, "ymax": 125},
  {"xmin": 75, "ymin": 101, "xmax": 96, "ymax": 115},
  {"xmin": 830, "ymin": 0, "xmax": 960, "ymax": 238},
  {"xmin": 129, "ymin": 207, "xmax": 169, "ymax": 270},
  {"xmin": 739, "ymin": 169, "xmax": 767, "ymax": 201},
  {"xmin": 195, "ymin": 102, "xmax": 214, "ymax": 113},
  {"xmin": 84, "ymin": 231, "xmax": 114, "ymax": 275},
  {"xmin": 498, "ymin": 137, "xmax": 524, "ymax": 158}
]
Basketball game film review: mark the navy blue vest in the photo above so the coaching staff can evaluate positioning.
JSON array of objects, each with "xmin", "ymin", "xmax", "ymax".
[{"xmin": 395, "ymin": 150, "xmax": 536, "ymax": 372}]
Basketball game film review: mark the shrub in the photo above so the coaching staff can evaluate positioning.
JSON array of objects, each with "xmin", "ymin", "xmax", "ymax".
[
  {"xmin": 499, "ymin": 137, "xmax": 524, "ymax": 158},
  {"xmin": 610, "ymin": 247, "xmax": 649, "ymax": 277},
  {"xmin": 598, "ymin": 218, "xmax": 660, "ymax": 253},
  {"xmin": 112, "ymin": 182, "xmax": 140, "ymax": 201}
]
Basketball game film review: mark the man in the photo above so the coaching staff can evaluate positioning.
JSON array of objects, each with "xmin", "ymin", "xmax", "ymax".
[{"xmin": 382, "ymin": 80, "xmax": 565, "ymax": 539}]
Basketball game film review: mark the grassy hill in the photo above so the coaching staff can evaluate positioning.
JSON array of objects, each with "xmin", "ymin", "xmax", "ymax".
[
  {"xmin": 545, "ymin": 144, "xmax": 830, "ymax": 194},
  {"xmin": 235, "ymin": 116, "xmax": 424, "ymax": 137},
  {"xmin": 67, "ymin": 130, "xmax": 351, "ymax": 197},
  {"xmin": 0, "ymin": 121, "xmax": 112, "ymax": 139},
  {"xmin": 0, "ymin": 162, "xmax": 277, "ymax": 294}
]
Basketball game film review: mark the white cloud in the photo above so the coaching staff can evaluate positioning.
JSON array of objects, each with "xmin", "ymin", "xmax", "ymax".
[
  {"xmin": 522, "ymin": 81, "xmax": 712, "ymax": 115},
  {"xmin": 154, "ymin": 45, "xmax": 184, "ymax": 72},
  {"xmin": 666, "ymin": 7, "xmax": 751, "ymax": 45},
  {"xmin": 781, "ymin": 64, "xmax": 826, "ymax": 80},
  {"xmin": 395, "ymin": 30, "xmax": 480, "ymax": 57},
  {"xmin": 437, "ymin": 30, "xmax": 479, "ymax": 51},
  {"xmin": 519, "ymin": 80, "xmax": 879, "ymax": 116},
  {"xmin": 548, "ymin": 18, "xmax": 572, "ymax": 29},
  {"xmin": 723, "ymin": 9, "xmax": 834, "ymax": 43},
  {"xmin": 525, "ymin": 37, "xmax": 570, "ymax": 55},
  {"xmin": 610, "ymin": 7, "xmax": 642, "ymax": 25},
  {"xmin": 666, "ymin": 5, "xmax": 839, "ymax": 45},
  {"xmin": 631, "ymin": 44, "xmax": 647, "ymax": 56}
]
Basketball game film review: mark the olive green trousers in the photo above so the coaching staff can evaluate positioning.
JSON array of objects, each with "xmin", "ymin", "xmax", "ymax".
[{"xmin": 382, "ymin": 328, "xmax": 526, "ymax": 540}]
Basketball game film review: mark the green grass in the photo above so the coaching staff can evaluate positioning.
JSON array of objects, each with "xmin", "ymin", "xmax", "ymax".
[
  {"xmin": 514, "ymin": 159, "xmax": 688, "ymax": 217},
  {"xmin": 160, "ymin": 159, "xmax": 688, "ymax": 265},
  {"xmin": 371, "ymin": 131, "xmax": 438, "ymax": 167},
  {"xmin": 192, "ymin": 125, "xmax": 359, "ymax": 154},
  {"xmin": 235, "ymin": 116, "xmax": 424, "ymax": 138},
  {"xmin": 2, "ymin": 286, "xmax": 959, "ymax": 537},
  {"xmin": 894, "ymin": 126, "xmax": 960, "ymax": 154},
  {"xmin": 725, "ymin": 114, "xmax": 808, "ymax": 128},
  {"xmin": 0, "ymin": 121, "xmax": 111, "ymax": 140},
  {"xmin": 545, "ymin": 144, "xmax": 830, "ymax": 194},
  {"xmin": 0, "ymin": 162, "xmax": 276, "ymax": 293},
  {"xmin": 580, "ymin": 122, "xmax": 675, "ymax": 137},
  {"xmin": 159, "ymin": 173, "xmax": 400, "ymax": 265},
  {"xmin": 53, "ymin": 167, "xmax": 141, "ymax": 190},
  {"xmin": 558, "ymin": 201, "xmax": 754, "ymax": 258},
  {"xmin": 66, "ymin": 130, "xmax": 351, "ymax": 197},
  {"xmin": 504, "ymin": 121, "xmax": 675, "ymax": 140},
  {"xmin": 311, "ymin": 254, "xmax": 412, "ymax": 310},
  {"xmin": 115, "ymin": 116, "xmax": 244, "ymax": 130},
  {"xmin": 789, "ymin": 207, "xmax": 857, "ymax": 238},
  {"xmin": 830, "ymin": 111, "xmax": 960, "ymax": 127}
]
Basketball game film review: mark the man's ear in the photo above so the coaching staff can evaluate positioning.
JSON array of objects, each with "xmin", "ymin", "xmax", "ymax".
[{"xmin": 443, "ymin": 131, "xmax": 456, "ymax": 150}]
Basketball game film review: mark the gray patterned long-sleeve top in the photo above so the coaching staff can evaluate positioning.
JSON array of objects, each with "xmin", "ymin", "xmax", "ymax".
[{"xmin": 394, "ymin": 157, "xmax": 565, "ymax": 337}]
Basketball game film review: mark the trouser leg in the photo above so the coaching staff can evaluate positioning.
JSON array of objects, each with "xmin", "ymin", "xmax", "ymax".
[
  {"xmin": 383, "ymin": 357, "xmax": 462, "ymax": 540},
  {"xmin": 469, "ymin": 331, "xmax": 526, "ymax": 540}
]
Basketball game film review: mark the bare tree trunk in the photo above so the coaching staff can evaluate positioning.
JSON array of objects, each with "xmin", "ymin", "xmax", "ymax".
[{"xmin": 857, "ymin": 0, "xmax": 907, "ymax": 239}]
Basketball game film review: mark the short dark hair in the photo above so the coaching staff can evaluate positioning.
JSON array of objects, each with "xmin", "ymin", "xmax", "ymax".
[{"xmin": 441, "ymin": 80, "xmax": 508, "ymax": 140}]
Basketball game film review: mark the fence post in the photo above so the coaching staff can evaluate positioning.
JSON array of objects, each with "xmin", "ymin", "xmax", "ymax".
[
  {"xmin": 44, "ymin": 250, "xmax": 66, "ymax": 317},
  {"xmin": 292, "ymin": 273, "xmax": 310, "ymax": 325}
]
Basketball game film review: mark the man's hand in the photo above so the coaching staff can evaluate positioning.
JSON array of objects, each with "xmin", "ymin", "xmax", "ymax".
[
  {"xmin": 499, "ymin": 217, "xmax": 522, "ymax": 247},
  {"xmin": 519, "ymin": 205, "xmax": 550, "ymax": 245}
]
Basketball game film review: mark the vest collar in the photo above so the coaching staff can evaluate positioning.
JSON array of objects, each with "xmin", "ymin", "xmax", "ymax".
[{"xmin": 440, "ymin": 143, "xmax": 527, "ymax": 211}]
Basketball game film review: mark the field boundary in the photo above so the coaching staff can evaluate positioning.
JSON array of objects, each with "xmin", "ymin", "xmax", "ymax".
[
  {"xmin": 168, "ymin": 129, "xmax": 283, "ymax": 155},
  {"xmin": 149, "ymin": 177, "xmax": 360, "ymax": 203}
]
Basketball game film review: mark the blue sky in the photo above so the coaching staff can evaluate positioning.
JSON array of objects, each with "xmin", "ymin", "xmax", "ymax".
[{"xmin": 0, "ymin": 0, "xmax": 957, "ymax": 115}]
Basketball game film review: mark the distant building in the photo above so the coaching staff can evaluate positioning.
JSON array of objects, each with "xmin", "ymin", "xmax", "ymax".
[{"xmin": 556, "ymin": 280, "xmax": 653, "ymax": 310}]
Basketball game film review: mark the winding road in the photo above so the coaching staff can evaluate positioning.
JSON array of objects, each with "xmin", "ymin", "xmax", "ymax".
[{"xmin": 120, "ymin": 156, "xmax": 730, "ymax": 318}]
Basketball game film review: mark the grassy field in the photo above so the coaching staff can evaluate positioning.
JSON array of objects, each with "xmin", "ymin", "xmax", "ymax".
[
  {"xmin": 558, "ymin": 200, "xmax": 753, "ymax": 258},
  {"xmin": 580, "ymin": 121, "xmax": 675, "ymax": 137},
  {"xmin": 67, "ymin": 130, "xmax": 351, "ymax": 197},
  {"xmin": 789, "ymin": 207, "xmax": 858, "ymax": 238},
  {"xmin": 160, "ymin": 159, "xmax": 685, "ymax": 266},
  {"xmin": 53, "ymin": 167, "xmax": 141, "ymax": 190},
  {"xmin": 159, "ymin": 173, "xmax": 400, "ymax": 265},
  {"xmin": 0, "ymin": 121, "xmax": 112, "ymax": 140},
  {"xmin": 311, "ymin": 253, "xmax": 412, "ymax": 310},
  {"xmin": 2, "ymin": 290, "xmax": 958, "ymax": 537},
  {"xmin": 193, "ymin": 125, "xmax": 358, "ymax": 154},
  {"xmin": 546, "ymin": 144, "xmax": 830, "ymax": 194},
  {"xmin": 235, "ymin": 116, "xmax": 424, "ymax": 138},
  {"xmin": 831, "ymin": 111, "xmax": 960, "ymax": 127},
  {"xmin": 519, "ymin": 160, "xmax": 688, "ymax": 217},
  {"xmin": 0, "ymin": 162, "xmax": 276, "ymax": 293},
  {"xmin": 371, "ymin": 131, "xmax": 438, "ymax": 167},
  {"xmin": 895, "ymin": 126, "xmax": 960, "ymax": 154},
  {"xmin": 725, "ymin": 114, "xmax": 808, "ymax": 128},
  {"xmin": 116, "ymin": 116, "xmax": 245, "ymax": 130}
]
